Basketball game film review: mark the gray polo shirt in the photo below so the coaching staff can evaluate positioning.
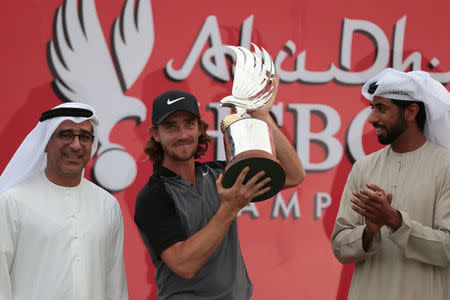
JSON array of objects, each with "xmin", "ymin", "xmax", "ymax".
[{"xmin": 135, "ymin": 161, "xmax": 253, "ymax": 300}]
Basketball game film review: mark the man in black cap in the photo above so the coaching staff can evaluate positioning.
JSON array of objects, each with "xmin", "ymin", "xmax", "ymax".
[{"xmin": 134, "ymin": 76, "xmax": 305, "ymax": 299}]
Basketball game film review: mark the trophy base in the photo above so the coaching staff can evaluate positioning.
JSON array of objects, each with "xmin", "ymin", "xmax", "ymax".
[{"xmin": 222, "ymin": 150, "xmax": 286, "ymax": 202}]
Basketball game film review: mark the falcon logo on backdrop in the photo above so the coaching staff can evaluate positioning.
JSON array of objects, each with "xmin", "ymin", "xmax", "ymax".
[{"xmin": 47, "ymin": 0, "xmax": 154, "ymax": 192}]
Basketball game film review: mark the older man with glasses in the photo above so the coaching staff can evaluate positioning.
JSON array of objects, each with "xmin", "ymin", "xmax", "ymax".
[{"xmin": 0, "ymin": 102, "xmax": 128, "ymax": 300}]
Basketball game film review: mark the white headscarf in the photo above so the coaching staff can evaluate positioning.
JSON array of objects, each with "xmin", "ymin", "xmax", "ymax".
[
  {"xmin": 362, "ymin": 68, "xmax": 450, "ymax": 150},
  {"xmin": 0, "ymin": 102, "xmax": 99, "ymax": 195}
]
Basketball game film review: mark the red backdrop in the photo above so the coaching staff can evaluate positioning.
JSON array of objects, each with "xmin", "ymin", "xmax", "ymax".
[{"xmin": 1, "ymin": 0, "xmax": 449, "ymax": 299}]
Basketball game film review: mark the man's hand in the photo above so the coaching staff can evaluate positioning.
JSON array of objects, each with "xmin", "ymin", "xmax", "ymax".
[
  {"xmin": 248, "ymin": 74, "xmax": 279, "ymax": 120},
  {"xmin": 216, "ymin": 167, "xmax": 271, "ymax": 214},
  {"xmin": 351, "ymin": 183, "xmax": 402, "ymax": 231},
  {"xmin": 351, "ymin": 183, "xmax": 402, "ymax": 251}
]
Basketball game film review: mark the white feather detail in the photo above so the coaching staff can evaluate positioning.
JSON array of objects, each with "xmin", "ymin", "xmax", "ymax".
[{"xmin": 220, "ymin": 44, "xmax": 275, "ymax": 117}]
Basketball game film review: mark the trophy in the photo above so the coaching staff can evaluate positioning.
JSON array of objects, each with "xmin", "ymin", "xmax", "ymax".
[{"xmin": 220, "ymin": 44, "xmax": 286, "ymax": 202}]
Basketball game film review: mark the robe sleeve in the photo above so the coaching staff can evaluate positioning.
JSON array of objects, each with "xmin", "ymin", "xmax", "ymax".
[
  {"xmin": 389, "ymin": 165, "xmax": 450, "ymax": 267},
  {"xmin": 330, "ymin": 162, "xmax": 381, "ymax": 264},
  {"xmin": 106, "ymin": 201, "xmax": 128, "ymax": 300},
  {"xmin": 0, "ymin": 193, "xmax": 17, "ymax": 300}
]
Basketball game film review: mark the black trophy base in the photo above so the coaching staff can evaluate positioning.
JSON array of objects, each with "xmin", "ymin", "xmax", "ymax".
[{"xmin": 222, "ymin": 151, "xmax": 286, "ymax": 202}]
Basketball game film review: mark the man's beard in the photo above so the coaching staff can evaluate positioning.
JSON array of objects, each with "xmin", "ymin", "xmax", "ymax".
[
  {"xmin": 162, "ymin": 138, "xmax": 198, "ymax": 162},
  {"xmin": 376, "ymin": 113, "xmax": 408, "ymax": 145}
]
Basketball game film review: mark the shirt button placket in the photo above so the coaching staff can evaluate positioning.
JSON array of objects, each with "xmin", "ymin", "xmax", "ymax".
[{"xmin": 67, "ymin": 189, "xmax": 83, "ymax": 299}]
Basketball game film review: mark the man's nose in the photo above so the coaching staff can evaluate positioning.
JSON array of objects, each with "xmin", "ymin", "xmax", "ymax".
[
  {"xmin": 368, "ymin": 110, "xmax": 378, "ymax": 125},
  {"xmin": 69, "ymin": 135, "xmax": 83, "ymax": 150},
  {"xmin": 178, "ymin": 126, "xmax": 190, "ymax": 138}
]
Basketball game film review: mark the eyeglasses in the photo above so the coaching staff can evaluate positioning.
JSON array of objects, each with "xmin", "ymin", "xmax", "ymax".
[{"xmin": 55, "ymin": 130, "xmax": 94, "ymax": 145}]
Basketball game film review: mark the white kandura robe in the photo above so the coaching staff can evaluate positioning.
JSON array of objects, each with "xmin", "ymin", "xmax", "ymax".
[
  {"xmin": 0, "ymin": 172, "xmax": 128, "ymax": 300},
  {"xmin": 331, "ymin": 141, "xmax": 450, "ymax": 300}
]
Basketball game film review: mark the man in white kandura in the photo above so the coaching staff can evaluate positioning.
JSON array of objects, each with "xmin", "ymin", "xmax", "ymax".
[
  {"xmin": 331, "ymin": 68, "xmax": 450, "ymax": 300},
  {"xmin": 0, "ymin": 102, "xmax": 128, "ymax": 300}
]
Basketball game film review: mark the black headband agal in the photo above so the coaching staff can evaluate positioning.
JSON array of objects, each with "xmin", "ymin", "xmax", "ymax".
[
  {"xmin": 39, "ymin": 107, "xmax": 93, "ymax": 122},
  {"xmin": 368, "ymin": 83, "xmax": 378, "ymax": 94}
]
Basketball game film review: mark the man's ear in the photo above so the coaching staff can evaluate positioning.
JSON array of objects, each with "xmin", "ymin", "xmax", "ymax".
[
  {"xmin": 44, "ymin": 137, "xmax": 52, "ymax": 153},
  {"xmin": 149, "ymin": 126, "xmax": 160, "ymax": 142},
  {"xmin": 405, "ymin": 104, "xmax": 419, "ymax": 122}
]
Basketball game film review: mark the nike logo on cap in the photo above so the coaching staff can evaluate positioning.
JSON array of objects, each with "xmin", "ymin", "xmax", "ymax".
[{"xmin": 167, "ymin": 97, "xmax": 185, "ymax": 105}]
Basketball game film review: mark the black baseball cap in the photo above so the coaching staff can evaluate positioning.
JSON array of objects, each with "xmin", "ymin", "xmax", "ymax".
[{"xmin": 152, "ymin": 90, "xmax": 200, "ymax": 125}]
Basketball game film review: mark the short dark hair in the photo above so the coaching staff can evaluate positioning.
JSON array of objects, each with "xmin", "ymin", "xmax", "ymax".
[
  {"xmin": 391, "ymin": 99, "xmax": 426, "ymax": 130},
  {"xmin": 144, "ymin": 118, "xmax": 212, "ymax": 164}
]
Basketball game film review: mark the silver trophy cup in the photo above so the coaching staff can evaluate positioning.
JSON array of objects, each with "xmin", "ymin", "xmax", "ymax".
[{"xmin": 220, "ymin": 44, "xmax": 285, "ymax": 202}]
